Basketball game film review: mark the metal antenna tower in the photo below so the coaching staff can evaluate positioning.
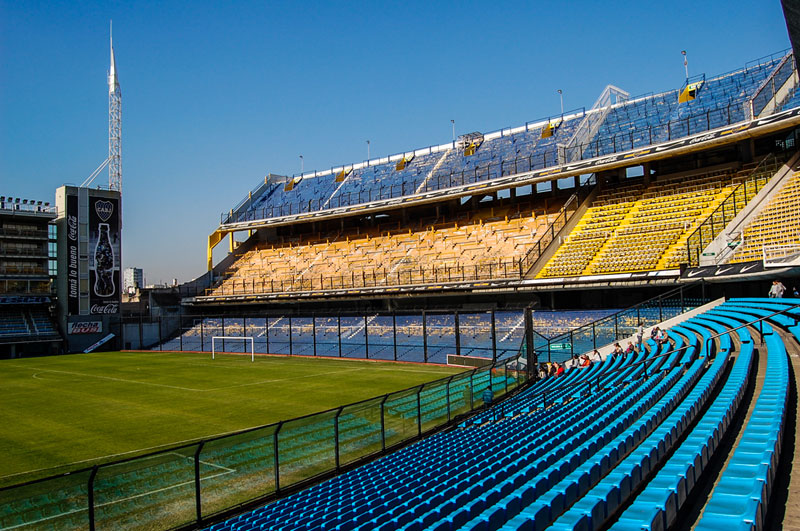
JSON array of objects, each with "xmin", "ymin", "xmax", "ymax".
[{"xmin": 108, "ymin": 21, "xmax": 122, "ymax": 192}]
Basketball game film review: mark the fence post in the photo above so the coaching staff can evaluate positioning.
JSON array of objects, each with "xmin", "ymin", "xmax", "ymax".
[
  {"xmin": 504, "ymin": 360, "xmax": 509, "ymax": 394},
  {"xmin": 274, "ymin": 422, "xmax": 283, "ymax": 494},
  {"xmin": 264, "ymin": 317, "xmax": 269, "ymax": 354},
  {"xmin": 446, "ymin": 375, "xmax": 454, "ymax": 422},
  {"xmin": 393, "ymin": 313, "xmax": 398, "ymax": 361},
  {"xmin": 364, "ymin": 314, "xmax": 369, "ymax": 359},
  {"xmin": 380, "ymin": 395, "xmax": 388, "ymax": 452},
  {"xmin": 334, "ymin": 407, "xmax": 343, "ymax": 471},
  {"xmin": 416, "ymin": 385, "xmax": 423, "ymax": 437},
  {"xmin": 469, "ymin": 371, "xmax": 475, "ymax": 410},
  {"xmin": 454, "ymin": 311, "xmax": 461, "ymax": 358},
  {"xmin": 338, "ymin": 315, "xmax": 342, "ymax": 357},
  {"xmin": 422, "ymin": 311, "xmax": 428, "ymax": 363},
  {"xmin": 88, "ymin": 465, "xmax": 98, "ymax": 531},
  {"xmin": 312, "ymin": 316, "xmax": 317, "ymax": 356},
  {"xmin": 592, "ymin": 322, "xmax": 596, "ymax": 350},
  {"xmin": 288, "ymin": 317, "xmax": 293, "ymax": 356},
  {"xmin": 524, "ymin": 307, "xmax": 535, "ymax": 377},
  {"xmin": 194, "ymin": 441, "xmax": 205, "ymax": 524},
  {"xmin": 491, "ymin": 310, "xmax": 497, "ymax": 362},
  {"xmin": 570, "ymin": 331, "xmax": 574, "ymax": 358}
]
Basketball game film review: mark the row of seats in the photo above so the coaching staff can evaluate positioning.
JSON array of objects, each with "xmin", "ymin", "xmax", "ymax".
[
  {"xmin": 538, "ymin": 170, "xmax": 744, "ymax": 278},
  {"xmin": 212, "ymin": 205, "xmax": 562, "ymax": 295},
  {"xmin": 226, "ymin": 55, "xmax": 788, "ymax": 226},
  {"xmin": 205, "ymin": 297, "xmax": 798, "ymax": 531},
  {"xmin": 731, "ymin": 171, "xmax": 800, "ymax": 263},
  {"xmin": 0, "ymin": 307, "xmax": 58, "ymax": 338}
]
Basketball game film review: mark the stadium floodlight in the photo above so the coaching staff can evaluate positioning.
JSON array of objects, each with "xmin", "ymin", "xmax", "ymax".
[
  {"xmin": 366, "ymin": 139, "xmax": 370, "ymax": 162},
  {"xmin": 451, "ymin": 119, "xmax": 455, "ymax": 143},
  {"xmin": 211, "ymin": 336, "xmax": 255, "ymax": 362},
  {"xmin": 299, "ymin": 155, "xmax": 304, "ymax": 174},
  {"xmin": 682, "ymin": 50, "xmax": 688, "ymax": 81},
  {"xmin": 557, "ymin": 89, "xmax": 564, "ymax": 115}
]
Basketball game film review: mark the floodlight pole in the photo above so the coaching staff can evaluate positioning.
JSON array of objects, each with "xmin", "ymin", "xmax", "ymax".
[
  {"xmin": 108, "ymin": 21, "xmax": 122, "ymax": 193},
  {"xmin": 451, "ymin": 120, "xmax": 455, "ymax": 143},
  {"xmin": 557, "ymin": 89, "xmax": 564, "ymax": 116},
  {"xmin": 682, "ymin": 50, "xmax": 689, "ymax": 82},
  {"xmin": 366, "ymin": 140, "xmax": 370, "ymax": 161},
  {"xmin": 299, "ymin": 155, "xmax": 304, "ymax": 174}
]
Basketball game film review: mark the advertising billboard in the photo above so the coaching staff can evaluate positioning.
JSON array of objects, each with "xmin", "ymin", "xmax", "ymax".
[
  {"xmin": 88, "ymin": 196, "xmax": 120, "ymax": 314},
  {"xmin": 66, "ymin": 193, "xmax": 80, "ymax": 315}
]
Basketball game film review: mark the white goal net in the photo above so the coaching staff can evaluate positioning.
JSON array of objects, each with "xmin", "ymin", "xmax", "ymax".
[{"xmin": 211, "ymin": 336, "xmax": 255, "ymax": 361}]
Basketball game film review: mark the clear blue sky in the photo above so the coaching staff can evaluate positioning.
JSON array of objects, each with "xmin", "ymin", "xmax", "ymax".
[{"xmin": 0, "ymin": 0, "xmax": 791, "ymax": 285}]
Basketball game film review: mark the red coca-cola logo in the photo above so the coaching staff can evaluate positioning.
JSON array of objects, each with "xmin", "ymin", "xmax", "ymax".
[{"xmin": 90, "ymin": 303, "xmax": 119, "ymax": 314}]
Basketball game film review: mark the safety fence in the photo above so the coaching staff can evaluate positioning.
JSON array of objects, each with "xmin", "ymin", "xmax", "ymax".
[
  {"xmin": 0, "ymin": 352, "xmax": 529, "ymax": 531},
  {"xmin": 534, "ymin": 282, "xmax": 707, "ymax": 363},
  {"xmin": 126, "ymin": 308, "xmax": 576, "ymax": 364}
]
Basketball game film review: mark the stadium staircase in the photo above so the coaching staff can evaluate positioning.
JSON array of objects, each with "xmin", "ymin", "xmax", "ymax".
[{"xmin": 203, "ymin": 297, "xmax": 800, "ymax": 531}]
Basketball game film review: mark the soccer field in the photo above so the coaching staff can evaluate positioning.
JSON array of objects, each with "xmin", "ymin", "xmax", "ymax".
[{"xmin": 0, "ymin": 351, "xmax": 464, "ymax": 487}]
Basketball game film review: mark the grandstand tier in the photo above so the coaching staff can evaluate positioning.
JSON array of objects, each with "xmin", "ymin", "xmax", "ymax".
[{"xmin": 194, "ymin": 50, "xmax": 800, "ymax": 306}]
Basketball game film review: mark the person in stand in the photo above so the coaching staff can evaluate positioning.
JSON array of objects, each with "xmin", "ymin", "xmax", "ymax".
[
  {"xmin": 555, "ymin": 362, "xmax": 565, "ymax": 377},
  {"xmin": 590, "ymin": 349, "xmax": 602, "ymax": 363},
  {"xmin": 482, "ymin": 386, "xmax": 494, "ymax": 409},
  {"xmin": 549, "ymin": 362, "xmax": 558, "ymax": 377},
  {"xmin": 657, "ymin": 328, "xmax": 668, "ymax": 345},
  {"xmin": 567, "ymin": 354, "xmax": 580, "ymax": 371},
  {"xmin": 636, "ymin": 322, "xmax": 645, "ymax": 350},
  {"xmin": 538, "ymin": 363, "xmax": 548, "ymax": 379},
  {"xmin": 793, "ymin": 286, "xmax": 799, "ymax": 298},
  {"xmin": 613, "ymin": 343, "xmax": 624, "ymax": 357},
  {"xmin": 580, "ymin": 354, "xmax": 592, "ymax": 367},
  {"xmin": 625, "ymin": 341, "xmax": 635, "ymax": 356},
  {"xmin": 769, "ymin": 280, "xmax": 787, "ymax": 298},
  {"xmin": 650, "ymin": 326, "xmax": 660, "ymax": 344}
]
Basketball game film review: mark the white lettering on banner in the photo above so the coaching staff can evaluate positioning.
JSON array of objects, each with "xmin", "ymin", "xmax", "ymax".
[
  {"xmin": 67, "ymin": 214, "xmax": 78, "ymax": 241},
  {"xmin": 90, "ymin": 303, "xmax": 119, "ymax": 314},
  {"xmin": 68, "ymin": 322, "xmax": 102, "ymax": 334}
]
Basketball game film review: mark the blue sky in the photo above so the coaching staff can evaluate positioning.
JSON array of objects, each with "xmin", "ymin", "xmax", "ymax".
[{"xmin": 0, "ymin": 1, "xmax": 791, "ymax": 285}]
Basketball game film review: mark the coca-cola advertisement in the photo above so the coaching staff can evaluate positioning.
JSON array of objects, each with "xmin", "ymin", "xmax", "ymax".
[
  {"xmin": 88, "ymin": 196, "xmax": 121, "ymax": 314},
  {"xmin": 66, "ymin": 194, "xmax": 80, "ymax": 315}
]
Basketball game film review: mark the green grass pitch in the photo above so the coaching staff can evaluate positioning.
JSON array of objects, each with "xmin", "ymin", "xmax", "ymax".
[{"xmin": 0, "ymin": 351, "xmax": 464, "ymax": 487}]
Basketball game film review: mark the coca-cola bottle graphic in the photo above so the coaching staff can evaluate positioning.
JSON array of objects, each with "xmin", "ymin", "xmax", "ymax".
[{"xmin": 94, "ymin": 223, "xmax": 115, "ymax": 296}]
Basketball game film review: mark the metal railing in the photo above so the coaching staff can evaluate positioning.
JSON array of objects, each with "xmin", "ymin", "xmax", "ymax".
[
  {"xmin": 519, "ymin": 176, "xmax": 595, "ymax": 274},
  {"xmin": 221, "ymin": 107, "xmax": 587, "ymax": 225},
  {"xmin": 208, "ymin": 179, "xmax": 598, "ymax": 298},
  {"xmin": 685, "ymin": 152, "xmax": 789, "ymax": 267},
  {"xmin": 503, "ymin": 299, "xmax": 800, "ymax": 432},
  {"xmin": 751, "ymin": 52, "xmax": 796, "ymax": 117},
  {"xmin": 0, "ymin": 352, "xmax": 529, "ymax": 531},
  {"xmin": 222, "ymin": 92, "xmax": 778, "ymax": 227},
  {"xmin": 207, "ymin": 258, "xmax": 526, "ymax": 297},
  {"xmin": 534, "ymin": 282, "xmax": 707, "ymax": 362}
]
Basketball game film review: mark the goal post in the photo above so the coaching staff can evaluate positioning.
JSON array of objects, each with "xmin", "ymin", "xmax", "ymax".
[{"xmin": 211, "ymin": 336, "xmax": 255, "ymax": 362}]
